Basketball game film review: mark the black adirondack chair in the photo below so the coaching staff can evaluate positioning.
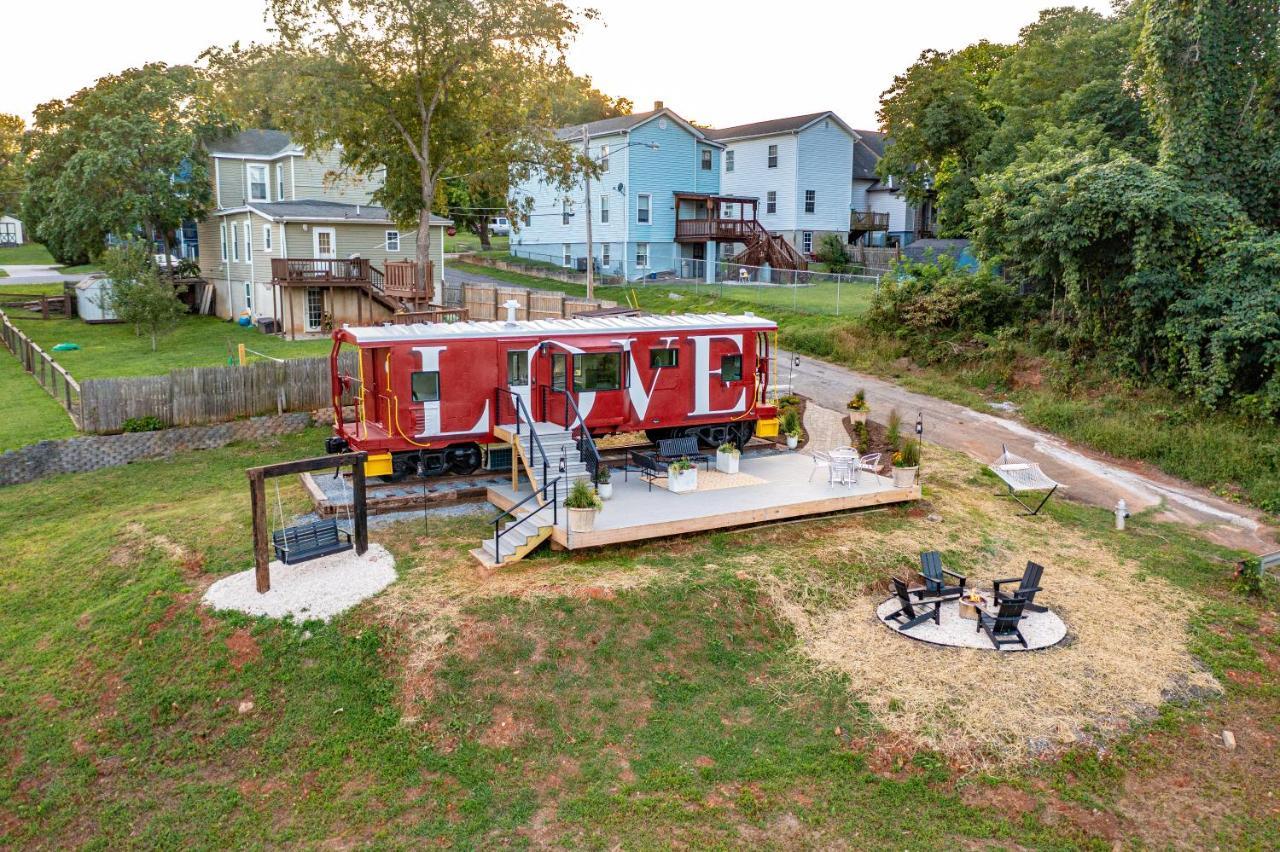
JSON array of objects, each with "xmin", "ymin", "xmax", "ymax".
[
  {"xmin": 992, "ymin": 561, "xmax": 1048, "ymax": 613},
  {"xmin": 884, "ymin": 577, "xmax": 947, "ymax": 632},
  {"xmin": 916, "ymin": 551, "xmax": 966, "ymax": 600},
  {"xmin": 976, "ymin": 596, "xmax": 1029, "ymax": 649},
  {"xmin": 655, "ymin": 436, "xmax": 713, "ymax": 470}
]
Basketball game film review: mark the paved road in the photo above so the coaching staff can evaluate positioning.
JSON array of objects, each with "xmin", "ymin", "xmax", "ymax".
[
  {"xmin": 783, "ymin": 350, "xmax": 1275, "ymax": 555},
  {"xmin": 0, "ymin": 264, "xmax": 88, "ymax": 285}
]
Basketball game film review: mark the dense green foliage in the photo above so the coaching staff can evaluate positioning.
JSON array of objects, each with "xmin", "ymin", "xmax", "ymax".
[
  {"xmin": 870, "ymin": 256, "xmax": 1020, "ymax": 343},
  {"xmin": 879, "ymin": 2, "xmax": 1280, "ymax": 419},
  {"xmin": 0, "ymin": 113, "xmax": 23, "ymax": 217},
  {"xmin": 101, "ymin": 242, "xmax": 188, "ymax": 351},
  {"xmin": 21, "ymin": 64, "xmax": 218, "ymax": 264}
]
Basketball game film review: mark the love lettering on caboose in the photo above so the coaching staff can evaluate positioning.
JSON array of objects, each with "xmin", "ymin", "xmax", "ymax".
[{"xmin": 326, "ymin": 313, "xmax": 780, "ymax": 480}]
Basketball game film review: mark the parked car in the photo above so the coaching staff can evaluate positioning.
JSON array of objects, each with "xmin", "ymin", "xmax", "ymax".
[{"xmin": 487, "ymin": 216, "xmax": 511, "ymax": 236}]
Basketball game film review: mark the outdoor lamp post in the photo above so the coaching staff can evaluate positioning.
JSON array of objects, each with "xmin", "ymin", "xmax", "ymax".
[{"xmin": 581, "ymin": 127, "xmax": 659, "ymax": 299}]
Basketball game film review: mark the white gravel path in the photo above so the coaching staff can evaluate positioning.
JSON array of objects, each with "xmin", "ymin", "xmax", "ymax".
[
  {"xmin": 876, "ymin": 595, "xmax": 1067, "ymax": 651},
  {"xmin": 203, "ymin": 544, "xmax": 397, "ymax": 622}
]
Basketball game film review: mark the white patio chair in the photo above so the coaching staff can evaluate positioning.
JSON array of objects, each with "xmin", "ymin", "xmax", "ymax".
[
  {"xmin": 808, "ymin": 450, "xmax": 833, "ymax": 483},
  {"xmin": 857, "ymin": 453, "xmax": 882, "ymax": 478},
  {"xmin": 829, "ymin": 455, "xmax": 856, "ymax": 487}
]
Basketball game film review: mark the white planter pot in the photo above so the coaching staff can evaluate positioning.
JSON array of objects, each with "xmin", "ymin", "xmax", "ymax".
[
  {"xmin": 567, "ymin": 507, "xmax": 598, "ymax": 533},
  {"xmin": 847, "ymin": 409, "xmax": 868, "ymax": 425},
  {"xmin": 716, "ymin": 451, "xmax": 740, "ymax": 474},
  {"xmin": 892, "ymin": 466, "xmax": 919, "ymax": 488},
  {"xmin": 667, "ymin": 467, "xmax": 698, "ymax": 493},
  {"xmin": 597, "ymin": 482, "xmax": 613, "ymax": 500},
  {"xmin": 786, "ymin": 434, "xmax": 799, "ymax": 450}
]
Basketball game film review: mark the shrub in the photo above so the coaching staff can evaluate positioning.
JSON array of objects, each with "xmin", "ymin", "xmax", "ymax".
[
  {"xmin": 847, "ymin": 388, "xmax": 868, "ymax": 411},
  {"xmin": 895, "ymin": 439, "xmax": 921, "ymax": 467},
  {"xmin": 779, "ymin": 409, "xmax": 801, "ymax": 437},
  {"xmin": 594, "ymin": 466, "xmax": 611, "ymax": 484},
  {"xmin": 565, "ymin": 480, "xmax": 601, "ymax": 510},
  {"xmin": 669, "ymin": 457, "xmax": 695, "ymax": 473},
  {"xmin": 122, "ymin": 416, "xmax": 165, "ymax": 433},
  {"xmin": 815, "ymin": 233, "xmax": 852, "ymax": 274},
  {"xmin": 869, "ymin": 254, "xmax": 1019, "ymax": 341},
  {"xmin": 717, "ymin": 442, "xmax": 740, "ymax": 455},
  {"xmin": 886, "ymin": 408, "xmax": 902, "ymax": 449},
  {"xmin": 854, "ymin": 421, "xmax": 870, "ymax": 453}
]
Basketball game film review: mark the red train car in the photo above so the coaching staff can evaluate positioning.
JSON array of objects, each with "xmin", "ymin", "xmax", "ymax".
[{"xmin": 326, "ymin": 312, "xmax": 780, "ymax": 479}]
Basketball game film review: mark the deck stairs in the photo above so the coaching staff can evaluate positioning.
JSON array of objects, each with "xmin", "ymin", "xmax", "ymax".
[
  {"xmin": 731, "ymin": 220, "xmax": 809, "ymax": 270},
  {"xmin": 471, "ymin": 421, "xmax": 594, "ymax": 570}
]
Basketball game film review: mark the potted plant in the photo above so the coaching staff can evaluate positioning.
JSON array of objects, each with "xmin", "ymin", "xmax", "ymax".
[
  {"xmin": 846, "ymin": 389, "xmax": 869, "ymax": 425},
  {"xmin": 565, "ymin": 480, "xmax": 603, "ymax": 532},
  {"xmin": 667, "ymin": 457, "xmax": 698, "ymax": 493},
  {"xmin": 892, "ymin": 439, "xmax": 921, "ymax": 487},
  {"xmin": 780, "ymin": 409, "xmax": 802, "ymax": 450},
  {"xmin": 595, "ymin": 466, "xmax": 613, "ymax": 500},
  {"xmin": 716, "ymin": 442, "xmax": 740, "ymax": 474}
]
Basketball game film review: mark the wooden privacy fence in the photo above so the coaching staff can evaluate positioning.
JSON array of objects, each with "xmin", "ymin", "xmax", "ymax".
[
  {"xmin": 0, "ymin": 310, "xmax": 82, "ymax": 426},
  {"xmin": 459, "ymin": 283, "xmax": 614, "ymax": 321},
  {"xmin": 79, "ymin": 352, "xmax": 356, "ymax": 434}
]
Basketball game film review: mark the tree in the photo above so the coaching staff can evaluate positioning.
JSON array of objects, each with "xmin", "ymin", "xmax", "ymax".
[
  {"xmin": 21, "ymin": 64, "xmax": 218, "ymax": 265},
  {"xmin": 814, "ymin": 233, "xmax": 851, "ymax": 274},
  {"xmin": 101, "ymin": 242, "xmax": 187, "ymax": 351},
  {"xmin": 247, "ymin": 0, "xmax": 592, "ymax": 296},
  {"xmin": 0, "ymin": 114, "xmax": 24, "ymax": 218}
]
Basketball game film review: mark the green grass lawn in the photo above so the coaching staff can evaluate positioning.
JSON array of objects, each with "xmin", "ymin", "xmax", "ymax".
[
  {"xmin": 57, "ymin": 262, "xmax": 103, "ymax": 275},
  {"xmin": 0, "ymin": 242, "xmax": 57, "ymax": 265},
  {"xmin": 0, "ymin": 430, "xmax": 1275, "ymax": 847},
  {"xmin": 8, "ymin": 314, "xmax": 332, "ymax": 380},
  {"xmin": 0, "ymin": 347, "xmax": 77, "ymax": 450},
  {"xmin": 444, "ymin": 233, "xmax": 509, "ymax": 254}
]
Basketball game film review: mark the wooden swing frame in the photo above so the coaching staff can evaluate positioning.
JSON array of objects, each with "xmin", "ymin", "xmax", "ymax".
[{"xmin": 247, "ymin": 452, "xmax": 369, "ymax": 594}]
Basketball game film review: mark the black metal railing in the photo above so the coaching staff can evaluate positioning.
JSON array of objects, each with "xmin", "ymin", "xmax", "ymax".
[
  {"xmin": 561, "ymin": 388, "xmax": 601, "ymax": 489},
  {"xmin": 496, "ymin": 387, "xmax": 549, "ymax": 488},
  {"xmin": 492, "ymin": 476, "xmax": 560, "ymax": 562}
]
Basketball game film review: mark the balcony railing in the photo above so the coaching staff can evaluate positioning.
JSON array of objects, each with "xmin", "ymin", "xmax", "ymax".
[
  {"xmin": 850, "ymin": 211, "xmax": 890, "ymax": 231},
  {"xmin": 390, "ymin": 306, "xmax": 468, "ymax": 325},
  {"xmin": 270, "ymin": 257, "xmax": 375, "ymax": 285},
  {"xmin": 675, "ymin": 219, "xmax": 761, "ymax": 242}
]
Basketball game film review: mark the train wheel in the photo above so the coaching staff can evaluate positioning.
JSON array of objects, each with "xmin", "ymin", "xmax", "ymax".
[
  {"xmin": 446, "ymin": 444, "xmax": 482, "ymax": 475},
  {"xmin": 644, "ymin": 428, "xmax": 672, "ymax": 444},
  {"xmin": 378, "ymin": 455, "xmax": 413, "ymax": 483}
]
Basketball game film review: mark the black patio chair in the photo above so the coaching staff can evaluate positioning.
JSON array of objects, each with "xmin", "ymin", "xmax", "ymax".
[
  {"xmin": 992, "ymin": 561, "xmax": 1048, "ymax": 613},
  {"xmin": 884, "ymin": 577, "xmax": 947, "ymax": 632},
  {"xmin": 976, "ymin": 596, "xmax": 1029, "ymax": 650},
  {"xmin": 916, "ymin": 551, "xmax": 966, "ymax": 600},
  {"xmin": 625, "ymin": 450, "xmax": 668, "ymax": 492},
  {"xmin": 655, "ymin": 436, "xmax": 713, "ymax": 471}
]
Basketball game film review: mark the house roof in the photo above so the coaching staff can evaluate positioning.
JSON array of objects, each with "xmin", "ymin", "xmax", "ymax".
[
  {"xmin": 206, "ymin": 129, "xmax": 297, "ymax": 158},
  {"xmin": 706, "ymin": 111, "xmax": 855, "ymax": 142},
  {"xmin": 237, "ymin": 199, "xmax": 452, "ymax": 226},
  {"xmin": 554, "ymin": 107, "xmax": 721, "ymax": 146},
  {"xmin": 853, "ymin": 130, "xmax": 886, "ymax": 180},
  {"xmin": 343, "ymin": 312, "xmax": 777, "ymax": 344}
]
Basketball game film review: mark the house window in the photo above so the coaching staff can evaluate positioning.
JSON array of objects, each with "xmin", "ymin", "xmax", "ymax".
[
  {"xmin": 602, "ymin": 243, "xmax": 611, "ymax": 267},
  {"xmin": 411, "ymin": 370, "xmax": 440, "ymax": 402},
  {"xmin": 600, "ymin": 195, "xmax": 609, "ymax": 224},
  {"xmin": 276, "ymin": 163, "xmax": 284, "ymax": 200},
  {"xmin": 766, "ymin": 191, "xmax": 777, "ymax": 215},
  {"xmin": 636, "ymin": 242, "xmax": 649, "ymax": 268},
  {"xmin": 573, "ymin": 352, "xmax": 622, "ymax": 392},
  {"xmin": 305, "ymin": 287, "xmax": 323, "ymax": 332},
  {"xmin": 725, "ymin": 150, "xmax": 735, "ymax": 173},
  {"xmin": 562, "ymin": 199, "xmax": 571, "ymax": 225},
  {"xmin": 599, "ymin": 144, "xmax": 609, "ymax": 170},
  {"xmin": 721, "ymin": 353, "xmax": 743, "ymax": 382},
  {"xmin": 767, "ymin": 144, "xmax": 778, "ymax": 168},
  {"xmin": 650, "ymin": 348, "xmax": 678, "ymax": 368},
  {"xmin": 263, "ymin": 224, "xmax": 272, "ymax": 252},
  {"xmin": 232, "ymin": 224, "xmax": 239, "ymax": 261},
  {"xmin": 248, "ymin": 165, "xmax": 268, "ymax": 201},
  {"xmin": 243, "ymin": 282, "xmax": 253, "ymax": 311},
  {"xmin": 386, "ymin": 230, "xmax": 400, "ymax": 251},
  {"xmin": 700, "ymin": 148, "xmax": 712, "ymax": 170},
  {"xmin": 506, "ymin": 350, "xmax": 529, "ymax": 386},
  {"xmin": 804, "ymin": 189, "xmax": 816, "ymax": 213},
  {"xmin": 562, "ymin": 243, "xmax": 572, "ymax": 267},
  {"xmin": 244, "ymin": 223, "xmax": 252, "ymax": 260},
  {"xmin": 802, "ymin": 231, "xmax": 813, "ymax": 253},
  {"xmin": 637, "ymin": 193, "xmax": 650, "ymax": 224},
  {"xmin": 219, "ymin": 224, "xmax": 227, "ymax": 262},
  {"xmin": 721, "ymin": 242, "xmax": 736, "ymax": 259}
]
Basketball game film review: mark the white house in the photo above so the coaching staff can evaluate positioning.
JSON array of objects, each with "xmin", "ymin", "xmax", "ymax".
[
  {"xmin": 0, "ymin": 215, "xmax": 24, "ymax": 247},
  {"xmin": 708, "ymin": 112, "xmax": 856, "ymax": 257},
  {"xmin": 851, "ymin": 130, "xmax": 936, "ymax": 247}
]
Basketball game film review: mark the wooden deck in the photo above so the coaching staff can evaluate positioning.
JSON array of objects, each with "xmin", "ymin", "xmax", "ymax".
[{"xmin": 486, "ymin": 452, "xmax": 921, "ymax": 550}]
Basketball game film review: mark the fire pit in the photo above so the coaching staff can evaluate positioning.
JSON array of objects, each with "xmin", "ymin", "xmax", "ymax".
[{"xmin": 957, "ymin": 591, "xmax": 988, "ymax": 621}]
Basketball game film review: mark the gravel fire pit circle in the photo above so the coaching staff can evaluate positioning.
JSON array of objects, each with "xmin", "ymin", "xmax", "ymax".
[{"xmin": 875, "ymin": 596, "xmax": 1067, "ymax": 651}]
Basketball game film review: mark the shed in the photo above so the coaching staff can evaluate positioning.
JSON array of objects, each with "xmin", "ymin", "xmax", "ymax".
[
  {"xmin": 0, "ymin": 215, "xmax": 22, "ymax": 247},
  {"xmin": 76, "ymin": 275, "xmax": 119, "ymax": 323}
]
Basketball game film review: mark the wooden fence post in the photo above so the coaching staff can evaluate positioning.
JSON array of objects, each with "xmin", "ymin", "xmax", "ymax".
[
  {"xmin": 352, "ymin": 460, "xmax": 368, "ymax": 556},
  {"xmin": 249, "ymin": 469, "xmax": 271, "ymax": 593}
]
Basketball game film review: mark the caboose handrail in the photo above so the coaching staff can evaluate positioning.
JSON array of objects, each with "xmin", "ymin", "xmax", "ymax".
[
  {"xmin": 491, "ymin": 476, "xmax": 559, "ymax": 562},
  {"xmin": 561, "ymin": 389, "xmax": 601, "ymax": 489},
  {"xmin": 496, "ymin": 387, "xmax": 550, "ymax": 489}
]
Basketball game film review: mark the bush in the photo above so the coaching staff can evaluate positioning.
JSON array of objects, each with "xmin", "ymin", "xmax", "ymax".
[
  {"xmin": 895, "ymin": 439, "xmax": 921, "ymax": 467},
  {"xmin": 565, "ymin": 479, "xmax": 601, "ymax": 510},
  {"xmin": 122, "ymin": 416, "xmax": 165, "ymax": 433},
  {"xmin": 717, "ymin": 442, "xmax": 740, "ymax": 455},
  {"xmin": 669, "ymin": 457, "xmax": 695, "ymax": 473},
  {"xmin": 779, "ymin": 409, "xmax": 801, "ymax": 437},
  {"xmin": 869, "ymin": 255, "xmax": 1020, "ymax": 340},
  {"xmin": 886, "ymin": 408, "xmax": 902, "ymax": 450},
  {"xmin": 815, "ymin": 234, "xmax": 852, "ymax": 274}
]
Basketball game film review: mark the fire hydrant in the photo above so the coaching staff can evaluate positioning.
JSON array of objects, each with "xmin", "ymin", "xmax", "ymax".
[{"xmin": 1115, "ymin": 499, "xmax": 1130, "ymax": 531}]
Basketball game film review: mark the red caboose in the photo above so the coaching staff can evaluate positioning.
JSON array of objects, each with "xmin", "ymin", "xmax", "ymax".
[{"xmin": 326, "ymin": 312, "xmax": 780, "ymax": 479}]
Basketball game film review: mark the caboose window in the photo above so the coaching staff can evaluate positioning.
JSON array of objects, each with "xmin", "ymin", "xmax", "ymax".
[
  {"xmin": 721, "ymin": 354, "xmax": 743, "ymax": 382},
  {"xmin": 411, "ymin": 371, "xmax": 440, "ymax": 402},
  {"xmin": 649, "ymin": 348, "xmax": 678, "ymax": 368},
  {"xmin": 574, "ymin": 352, "xmax": 621, "ymax": 392},
  {"xmin": 506, "ymin": 350, "xmax": 528, "ymax": 386}
]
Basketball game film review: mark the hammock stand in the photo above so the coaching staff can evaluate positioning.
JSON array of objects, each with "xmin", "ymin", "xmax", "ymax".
[{"xmin": 988, "ymin": 444, "xmax": 1061, "ymax": 516}]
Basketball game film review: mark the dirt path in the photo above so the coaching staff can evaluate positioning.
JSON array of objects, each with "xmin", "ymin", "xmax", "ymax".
[{"xmin": 783, "ymin": 351, "xmax": 1275, "ymax": 555}]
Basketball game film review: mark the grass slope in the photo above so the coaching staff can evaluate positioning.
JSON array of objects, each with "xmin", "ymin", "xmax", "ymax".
[
  {"xmin": 1, "ymin": 428, "xmax": 1275, "ymax": 847},
  {"xmin": 0, "ymin": 348, "xmax": 77, "ymax": 450},
  {"xmin": 0, "ymin": 243, "xmax": 56, "ymax": 265}
]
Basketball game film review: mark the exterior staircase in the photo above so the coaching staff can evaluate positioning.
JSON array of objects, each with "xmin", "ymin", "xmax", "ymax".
[
  {"xmin": 471, "ymin": 421, "xmax": 595, "ymax": 570},
  {"xmin": 731, "ymin": 219, "xmax": 809, "ymax": 270}
]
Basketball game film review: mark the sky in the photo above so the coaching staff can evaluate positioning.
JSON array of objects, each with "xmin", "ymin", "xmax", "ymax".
[{"xmin": 1, "ymin": 0, "xmax": 1110, "ymax": 129}]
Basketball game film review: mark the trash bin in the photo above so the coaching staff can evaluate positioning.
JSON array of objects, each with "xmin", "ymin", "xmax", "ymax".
[{"xmin": 256, "ymin": 317, "xmax": 279, "ymax": 335}]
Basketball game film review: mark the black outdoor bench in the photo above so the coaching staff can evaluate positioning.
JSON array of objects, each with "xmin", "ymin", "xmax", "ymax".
[
  {"xmin": 272, "ymin": 518, "xmax": 353, "ymax": 564},
  {"xmin": 655, "ymin": 436, "xmax": 713, "ymax": 471},
  {"xmin": 625, "ymin": 450, "xmax": 671, "ymax": 492}
]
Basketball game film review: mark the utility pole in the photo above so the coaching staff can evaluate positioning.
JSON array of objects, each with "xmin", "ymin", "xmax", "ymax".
[{"xmin": 582, "ymin": 125, "xmax": 594, "ymax": 300}]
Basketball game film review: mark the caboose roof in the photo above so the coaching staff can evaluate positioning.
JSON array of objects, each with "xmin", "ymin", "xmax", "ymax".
[{"xmin": 343, "ymin": 313, "xmax": 777, "ymax": 344}]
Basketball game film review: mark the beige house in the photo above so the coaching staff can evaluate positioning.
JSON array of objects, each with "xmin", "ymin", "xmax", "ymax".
[{"xmin": 197, "ymin": 130, "xmax": 451, "ymax": 336}]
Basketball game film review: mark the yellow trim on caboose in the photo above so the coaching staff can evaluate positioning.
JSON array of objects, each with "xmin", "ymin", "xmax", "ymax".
[
  {"xmin": 364, "ymin": 453, "xmax": 394, "ymax": 477},
  {"xmin": 755, "ymin": 418, "xmax": 779, "ymax": 438}
]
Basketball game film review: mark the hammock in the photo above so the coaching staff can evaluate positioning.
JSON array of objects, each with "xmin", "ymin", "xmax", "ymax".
[{"xmin": 988, "ymin": 444, "xmax": 1060, "ymax": 516}]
